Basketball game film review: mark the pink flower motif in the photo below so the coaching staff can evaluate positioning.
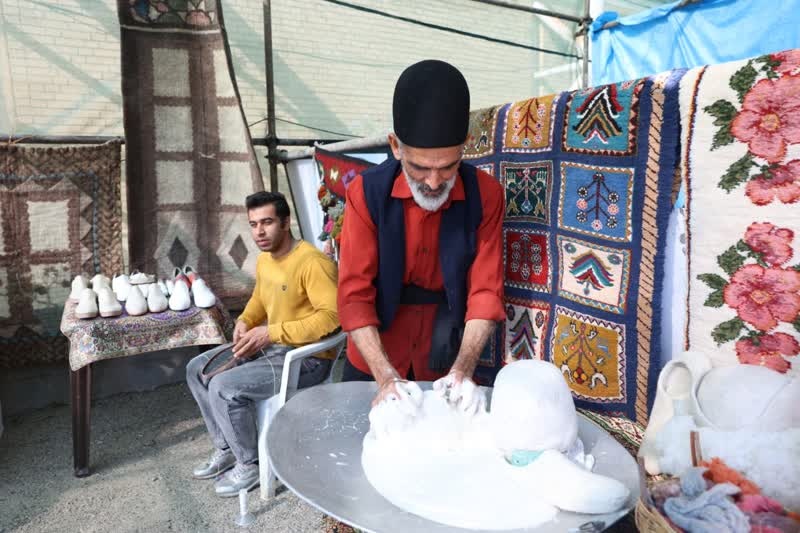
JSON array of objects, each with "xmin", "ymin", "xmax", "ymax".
[
  {"xmin": 522, "ymin": 168, "xmax": 530, "ymax": 177},
  {"xmin": 730, "ymin": 75, "xmax": 800, "ymax": 163},
  {"xmin": 186, "ymin": 10, "xmax": 211, "ymax": 26},
  {"xmin": 591, "ymin": 219, "xmax": 603, "ymax": 231},
  {"xmin": 608, "ymin": 203, "xmax": 619, "ymax": 215},
  {"xmin": 744, "ymin": 222, "xmax": 794, "ymax": 266},
  {"xmin": 723, "ymin": 264, "xmax": 800, "ymax": 331},
  {"xmin": 512, "ymin": 135, "xmax": 520, "ymax": 144},
  {"xmin": 576, "ymin": 199, "xmax": 588, "ymax": 210},
  {"xmin": 735, "ymin": 332, "xmax": 799, "ymax": 373},
  {"xmin": 324, "ymin": 218, "xmax": 334, "ymax": 233},
  {"xmin": 513, "ymin": 110, "xmax": 521, "ymax": 120},
  {"xmin": 771, "ymin": 49, "xmax": 800, "ymax": 75},
  {"xmin": 746, "ymin": 159, "xmax": 800, "ymax": 205}
]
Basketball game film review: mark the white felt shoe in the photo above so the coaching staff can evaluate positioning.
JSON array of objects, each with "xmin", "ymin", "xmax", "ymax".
[
  {"xmin": 91, "ymin": 274, "xmax": 111, "ymax": 290},
  {"xmin": 97, "ymin": 287, "xmax": 122, "ymax": 318},
  {"xmin": 113, "ymin": 276, "xmax": 132, "ymax": 302},
  {"xmin": 112, "ymin": 274, "xmax": 130, "ymax": 294},
  {"xmin": 168, "ymin": 280, "xmax": 191, "ymax": 311},
  {"xmin": 69, "ymin": 275, "xmax": 89, "ymax": 301},
  {"xmin": 147, "ymin": 285, "xmax": 168, "ymax": 313},
  {"xmin": 125, "ymin": 285, "xmax": 148, "ymax": 316},
  {"xmin": 129, "ymin": 270, "xmax": 155, "ymax": 285},
  {"xmin": 75, "ymin": 288, "xmax": 98, "ymax": 319},
  {"xmin": 191, "ymin": 279, "xmax": 216, "ymax": 308},
  {"xmin": 157, "ymin": 279, "xmax": 169, "ymax": 297},
  {"xmin": 166, "ymin": 279, "xmax": 175, "ymax": 296}
]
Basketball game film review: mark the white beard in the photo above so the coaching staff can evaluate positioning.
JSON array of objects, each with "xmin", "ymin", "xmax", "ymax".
[{"xmin": 404, "ymin": 172, "xmax": 456, "ymax": 212}]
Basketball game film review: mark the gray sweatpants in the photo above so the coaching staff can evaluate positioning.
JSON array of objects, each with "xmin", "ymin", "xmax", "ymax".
[{"xmin": 186, "ymin": 344, "xmax": 330, "ymax": 464}]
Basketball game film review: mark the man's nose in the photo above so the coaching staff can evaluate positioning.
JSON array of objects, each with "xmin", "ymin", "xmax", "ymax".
[{"xmin": 425, "ymin": 171, "xmax": 449, "ymax": 190}]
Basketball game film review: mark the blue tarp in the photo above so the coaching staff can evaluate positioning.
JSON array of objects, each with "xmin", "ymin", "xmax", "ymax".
[{"xmin": 591, "ymin": 0, "xmax": 800, "ymax": 86}]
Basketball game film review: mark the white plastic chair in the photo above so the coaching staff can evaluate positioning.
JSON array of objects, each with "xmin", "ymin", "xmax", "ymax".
[{"xmin": 255, "ymin": 330, "xmax": 347, "ymax": 500}]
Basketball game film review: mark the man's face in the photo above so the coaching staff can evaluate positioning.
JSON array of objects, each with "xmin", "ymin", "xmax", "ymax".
[
  {"xmin": 248, "ymin": 203, "xmax": 288, "ymax": 252},
  {"xmin": 389, "ymin": 134, "xmax": 463, "ymax": 211}
]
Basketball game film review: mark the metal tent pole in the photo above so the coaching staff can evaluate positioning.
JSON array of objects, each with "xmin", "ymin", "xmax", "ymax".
[
  {"xmin": 468, "ymin": 0, "xmax": 584, "ymax": 23},
  {"xmin": 582, "ymin": 0, "xmax": 591, "ymax": 88},
  {"xmin": 263, "ymin": 0, "xmax": 279, "ymax": 192}
]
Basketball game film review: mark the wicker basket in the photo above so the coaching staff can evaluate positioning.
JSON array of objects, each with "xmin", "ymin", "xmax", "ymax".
[
  {"xmin": 635, "ymin": 499, "xmax": 678, "ymax": 532},
  {"xmin": 634, "ymin": 431, "xmax": 704, "ymax": 533}
]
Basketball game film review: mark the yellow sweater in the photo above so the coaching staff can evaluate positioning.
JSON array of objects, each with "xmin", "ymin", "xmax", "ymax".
[{"xmin": 238, "ymin": 241, "xmax": 339, "ymax": 351}]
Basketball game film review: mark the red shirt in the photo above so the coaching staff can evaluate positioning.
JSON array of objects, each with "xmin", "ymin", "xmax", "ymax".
[{"xmin": 337, "ymin": 168, "xmax": 505, "ymax": 381}]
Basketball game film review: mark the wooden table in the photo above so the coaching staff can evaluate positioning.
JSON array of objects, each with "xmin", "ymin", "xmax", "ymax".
[{"xmin": 60, "ymin": 300, "xmax": 233, "ymax": 477}]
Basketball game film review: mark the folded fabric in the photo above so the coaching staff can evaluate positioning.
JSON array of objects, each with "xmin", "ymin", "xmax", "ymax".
[
  {"xmin": 663, "ymin": 467, "xmax": 749, "ymax": 533},
  {"xmin": 746, "ymin": 512, "xmax": 800, "ymax": 533}
]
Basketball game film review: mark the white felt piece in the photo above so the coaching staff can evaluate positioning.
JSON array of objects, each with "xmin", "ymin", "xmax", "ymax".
[
  {"xmin": 694, "ymin": 366, "xmax": 800, "ymax": 431},
  {"xmin": 363, "ymin": 391, "xmax": 555, "ymax": 530},
  {"xmin": 362, "ymin": 360, "xmax": 630, "ymax": 529},
  {"xmin": 491, "ymin": 359, "xmax": 577, "ymax": 453}
]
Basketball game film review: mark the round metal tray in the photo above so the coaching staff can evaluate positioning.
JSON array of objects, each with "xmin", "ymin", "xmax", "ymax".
[{"xmin": 267, "ymin": 382, "xmax": 639, "ymax": 533}]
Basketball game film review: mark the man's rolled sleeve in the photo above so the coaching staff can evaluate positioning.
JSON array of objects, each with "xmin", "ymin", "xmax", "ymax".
[
  {"xmin": 337, "ymin": 176, "xmax": 381, "ymax": 331},
  {"xmin": 465, "ymin": 171, "xmax": 505, "ymax": 322}
]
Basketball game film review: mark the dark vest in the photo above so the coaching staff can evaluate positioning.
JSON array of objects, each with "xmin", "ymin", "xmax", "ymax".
[{"xmin": 361, "ymin": 157, "xmax": 483, "ymax": 369}]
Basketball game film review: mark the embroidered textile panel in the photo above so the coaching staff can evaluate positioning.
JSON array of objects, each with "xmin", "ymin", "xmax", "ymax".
[
  {"xmin": 470, "ymin": 73, "xmax": 684, "ymax": 424},
  {"xmin": 682, "ymin": 49, "xmax": 800, "ymax": 377},
  {"xmin": 118, "ymin": 0, "xmax": 264, "ymax": 309},
  {"xmin": 314, "ymin": 148, "xmax": 375, "ymax": 244},
  {"xmin": 0, "ymin": 143, "xmax": 124, "ymax": 368}
]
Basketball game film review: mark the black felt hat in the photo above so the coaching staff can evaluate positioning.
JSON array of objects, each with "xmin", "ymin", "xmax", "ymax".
[{"xmin": 392, "ymin": 60, "xmax": 470, "ymax": 148}]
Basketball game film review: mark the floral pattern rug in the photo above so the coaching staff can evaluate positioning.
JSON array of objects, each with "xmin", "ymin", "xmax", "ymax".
[{"xmin": 682, "ymin": 49, "xmax": 800, "ymax": 375}]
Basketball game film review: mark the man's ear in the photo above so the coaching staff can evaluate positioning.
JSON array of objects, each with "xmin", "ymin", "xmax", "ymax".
[{"xmin": 388, "ymin": 133, "xmax": 402, "ymax": 161}]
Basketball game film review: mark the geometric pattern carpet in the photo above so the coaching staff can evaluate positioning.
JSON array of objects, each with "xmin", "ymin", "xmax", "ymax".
[
  {"xmin": 0, "ymin": 142, "xmax": 124, "ymax": 368},
  {"xmin": 466, "ymin": 70, "xmax": 685, "ymax": 425},
  {"xmin": 118, "ymin": 0, "xmax": 264, "ymax": 308}
]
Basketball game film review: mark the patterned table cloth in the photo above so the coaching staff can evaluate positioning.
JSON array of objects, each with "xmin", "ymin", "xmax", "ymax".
[{"xmin": 60, "ymin": 300, "xmax": 233, "ymax": 371}]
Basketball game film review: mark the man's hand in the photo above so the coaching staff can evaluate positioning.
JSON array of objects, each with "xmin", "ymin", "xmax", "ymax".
[
  {"xmin": 433, "ymin": 370, "xmax": 486, "ymax": 415},
  {"xmin": 233, "ymin": 325, "xmax": 271, "ymax": 359},
  {"xmin": 232, "ymin": 320, "xmax": 249, "ymax": 344},
  {"xmin": 372, "ymin": 377, "xmax": 424, "ymax": 412},
  {"xmin": 368, "ymin": 378, "xmax": 424, "ymax": 438}
]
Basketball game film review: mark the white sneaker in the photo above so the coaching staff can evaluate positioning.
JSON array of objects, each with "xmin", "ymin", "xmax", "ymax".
[
  {"xmin": 147, "ymin": 285, "xmax": 168, "ymax": 313},
  {"xmin": 125, "ymin": 285, "xmax": 148, "ymax": 316},
  {"xmin": 168, "ymin": 279, "xmax": 191, "ymax": 311},
  {"xmin": 97, "ymin": 287, "xmax": 122, "ymax": 318},
  {"xmin": 69, "ymin": 275, "xmax": 89, "ymax": 301},
  {"xmin": 191, "ymin": 279, "xmax": 216, "ymax": 308},
  {"xmin": 91, "ymin": 274, "xmax": 111, "ymax": 290},
  {"xmin": 75, "ymin": 288, "xmax": 98, "ymax": 319}
]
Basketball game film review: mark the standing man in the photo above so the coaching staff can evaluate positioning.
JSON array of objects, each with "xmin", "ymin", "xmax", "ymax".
[
  {"xmin": 187, "ymin": 191, "xmax": 339, "ymax": 496},
  {"xmin": 337, "ymin": 60, "xmax": 505, "ymax": 415}
]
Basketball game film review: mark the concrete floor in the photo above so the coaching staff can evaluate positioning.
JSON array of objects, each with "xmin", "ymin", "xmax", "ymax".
[{"xmin": 0, "ymin": 383, "xmax": 326, "ymax": 533}]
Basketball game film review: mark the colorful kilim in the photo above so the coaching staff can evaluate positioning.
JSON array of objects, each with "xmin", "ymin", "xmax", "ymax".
[
  {"xmin": 470, "ymin": 72, "xmax": 684, "ymax": 424},
  {"xmin": 118, "ymin": 0, "xmax": 264, "ymax": 309},
  {"xmin": 682, "ymin": 50, "xmax": 800, "ymax": 376},
  {"xmin": 0, "ymin": 143, "xmax": 124, "ymax": 368}
]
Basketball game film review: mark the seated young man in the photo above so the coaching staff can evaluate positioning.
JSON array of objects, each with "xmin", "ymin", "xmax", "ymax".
[{"xmin": 186, "ymin": 191, "xmax": 339, "ymax": 497}]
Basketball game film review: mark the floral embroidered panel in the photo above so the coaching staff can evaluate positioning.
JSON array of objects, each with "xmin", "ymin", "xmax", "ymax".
[{"xmin": 682, "ymin": 49, "xmax": 800, "ymax": 376}]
